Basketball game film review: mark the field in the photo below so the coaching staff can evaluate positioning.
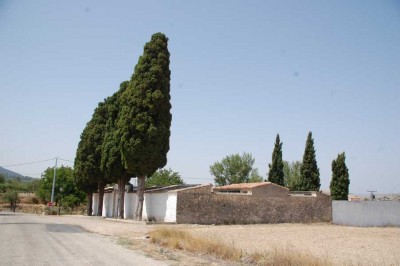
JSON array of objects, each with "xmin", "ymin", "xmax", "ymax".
[
  {"xmin": 183, "ymin": 223, "xmax": 400, "ymax": 265},
  {"xmin": 46, "ymin": 215, "xmax": 400, "ymax": 266}
]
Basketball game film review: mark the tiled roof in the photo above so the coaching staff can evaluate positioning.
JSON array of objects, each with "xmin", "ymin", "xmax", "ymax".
[{"xmin": 213, "ymin": 182, "xmax": 272, "ymax": 190}]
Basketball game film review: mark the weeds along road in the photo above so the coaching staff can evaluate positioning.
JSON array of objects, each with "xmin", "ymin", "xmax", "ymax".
[{"xmin": 0, "ymin": 212, "xmax": 167, "ymax": 266}]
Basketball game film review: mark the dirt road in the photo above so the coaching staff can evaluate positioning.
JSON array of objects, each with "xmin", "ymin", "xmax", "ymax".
[{"xmin": 0, "ymin": 212, "xmax": 166, "ymax": 266}]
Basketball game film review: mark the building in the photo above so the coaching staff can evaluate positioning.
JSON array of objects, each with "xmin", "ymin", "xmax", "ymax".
[{"xmin": 94, "ymin": 182, "xmax": 331, "ymax": 224}]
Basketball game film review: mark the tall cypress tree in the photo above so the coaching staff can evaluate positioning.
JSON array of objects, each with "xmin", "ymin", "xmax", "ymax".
[
  {"xmin": 330, "ymin": 152, "xmax": 350, "ymax": 200},
  {"xmin": 268, "ymin": 134, "xmax": 284, "ymax": 186},
  {"xmin": 101, "ymin": 81, "xmax": 130, "ymax": 219},
  {"xmin": 74, "ymin": 101, "xmax": 109, "ymax": 216},
  {"xmin": 74, "ymin": 124, "xmax": 98, "ymax": 216},
  {"xmin": 299, "ymin": 132, "xmax": 320, "ymax": 191},
  {"xmin": 118, "ymin": 33, "xmax": 172, "ymax": 220}
]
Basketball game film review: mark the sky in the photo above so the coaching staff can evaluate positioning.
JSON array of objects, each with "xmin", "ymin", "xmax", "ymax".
[{"xmin": 0, "ymin": 1, "xmax": 399, "ymax": 194}]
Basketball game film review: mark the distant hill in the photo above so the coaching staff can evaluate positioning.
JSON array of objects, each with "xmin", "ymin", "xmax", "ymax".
[{"xmin": 0, "ymin": 167, "xmax": 33, "ymax": 181}]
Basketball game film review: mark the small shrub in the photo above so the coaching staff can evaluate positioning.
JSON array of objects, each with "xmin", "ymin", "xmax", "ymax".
[
  {"xmin": 45, "ymin": 207, "xmax": 58, "ymax": 215},
  {"xmin": 31, "ymin": 197, "xmax": 39, "ymax": 204},
  {"xmin": 22, "ymin": 195, "xmax": 40, "ymax": 204},
  {"xmin": 3, "ymin": 191, "xmax": 19, "ymax": 209}
]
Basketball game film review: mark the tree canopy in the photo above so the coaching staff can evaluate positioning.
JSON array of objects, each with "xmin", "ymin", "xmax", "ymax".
[
  {"xmin": 330, "ymin": 152, "xmax": 350, "ymax": 200},
  {"xmin": 100, "ymin": 81, "xmax": 129, "ymax": 181},
  {"xmin": 37, "ymin": 166, "xmax": 85, "ymax": 207},
  {"xmin": 72, "ymin": 33, "xmax": 173, "ymax": 220},
  {"xmin": 74, "ymin": 121, "xmax": 101, "ymax": 194},
  {"xmin": 210, "ymin": 152, "xmax": 263, "ymax": 186},
  {"xmin": 299, "ymin": 132, "xmax": 320, "ymax": 191},
  {"xmin": 146, "ymin": 168, "xmax": 184, "ymax": 188},
  {"xmin": 74, "ymin": 99, "xmax": 112, "ymax": 215},
  {"xmin": 117, "ymin": 32, "xmax": 172, "ymax": 220},
  {"xmin": 268, "ymin": 134, "xmax": 284, "ymax": 186},
  {"xmin": 118, "ymin": 33, "xmax": 171, "ymax": 177},
  {"xmin": 283, "ymin": 160, "xmax": 302, "ymax": 191}
]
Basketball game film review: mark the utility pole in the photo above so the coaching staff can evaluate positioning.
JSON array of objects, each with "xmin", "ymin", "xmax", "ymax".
[{"xmin": 50, "ymin": 157, "xmax": 58, "ymax": 204}]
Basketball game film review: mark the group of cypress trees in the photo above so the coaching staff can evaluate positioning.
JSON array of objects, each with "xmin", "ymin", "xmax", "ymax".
[
  {"xmin": 267, "ymin": 132, "xmax": 350, "ymax": 200},
  {"xmin": 74, "ymin": 33, "xmax": 172, "ymax": 220}
]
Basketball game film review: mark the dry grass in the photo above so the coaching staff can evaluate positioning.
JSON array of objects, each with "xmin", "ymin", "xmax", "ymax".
[
  {"xmin": 149, "ymin": 227, "xmax": 332, "ymax": 266},
  {"xmin": 150, "ymin": 227, "xmax": 242, "ymax": 261}
]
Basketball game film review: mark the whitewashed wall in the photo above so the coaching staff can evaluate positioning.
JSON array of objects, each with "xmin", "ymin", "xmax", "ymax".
[
  {"xmin": 102, "ymin": 192, "xmax": 114, "ymax": 218},
  {"xmin": 333, "ymin": 201, "xmax": 400, "ymax": 227},
  {"xmin": 92, "ymin": 193, "xmax": 99, "ymax": 216},
  {"xmin": 165, "ymin": 192, "xmax": 177, "ymax": 222},
  {"xmin": 124, "ymin": 193, "xmax": 137, "ymax": 219},
  {"xmin": 142, "ymin": 193, "xmax": 166, "ymax": 221},
  {"xmin": 97, "ymin": 190, "xmax": 178, "ymax": 222}
]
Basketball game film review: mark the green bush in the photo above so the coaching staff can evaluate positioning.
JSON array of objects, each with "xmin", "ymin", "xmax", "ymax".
[{"xmin": 3, "ymin": 190, "xmax": 19, "ymax": 205}]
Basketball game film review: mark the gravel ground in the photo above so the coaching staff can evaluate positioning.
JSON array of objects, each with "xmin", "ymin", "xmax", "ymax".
[
  {"xmin": 184, "ymin": 223, "xmax": 400, "ymax": 265},
  {"xmin": 38, "ymin": 215, "xmax": 400, "ymax": 265}
]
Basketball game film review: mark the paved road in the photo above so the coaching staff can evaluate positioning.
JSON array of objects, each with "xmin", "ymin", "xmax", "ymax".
[{"xmin": 0, "ymin": 212, "xmax": 167, "ymax": 266}]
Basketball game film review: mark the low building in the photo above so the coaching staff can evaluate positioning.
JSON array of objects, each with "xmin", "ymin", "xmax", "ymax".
[{"xmin": 94, "ymin": 182, "xmax": 332, "ymax": 225}]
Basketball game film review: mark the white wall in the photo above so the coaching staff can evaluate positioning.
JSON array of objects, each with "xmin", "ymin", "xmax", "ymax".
[
  {"xmin": 165, "ymin": 192, "xmax": 177, "ymax": 223},
  {"xmin": 143, "ymin": 193, "xmax": 168, "ymax": 222},
  {"xmin": 102, "ymin": 192, "xmax": 114, "ymax": 218},
  {"xmin": 141, "ymin": 192, "xmax": 177, "ymax": 222},
  {"xmin": 92, "ymin": 193, "xmax": 99, "ymax": 216},
  {"xmin": 98, "ymin": 190, "xmax": 178, "ymax": 222},
  {"xmin": 333, "ymin": 201, "xmax": 400, "ymax": 227},
  {"xmin": 124, "ymin": 193, "xmax": 137, "ymax": 219}
]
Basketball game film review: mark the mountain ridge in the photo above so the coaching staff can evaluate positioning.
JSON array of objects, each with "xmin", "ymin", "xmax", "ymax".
[{"xmin": 0, "ymin": 166, "xmax": 33, "ymax": 181}]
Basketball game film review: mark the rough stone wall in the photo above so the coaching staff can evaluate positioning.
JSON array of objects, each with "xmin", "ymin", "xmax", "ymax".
[
  {"xmin": 176, "ymin": 192, "xmax": 331, "ymax": 224},
  {"xmin": 251, "ymin": 185, "xmax": 289, "ymax": 197}
]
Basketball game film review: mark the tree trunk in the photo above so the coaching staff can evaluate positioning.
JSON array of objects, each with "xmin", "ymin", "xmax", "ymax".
[
  {"xmin": 98, "ymin": 183, "xmax": 104, "ymax": 216},
  {"xmin": 86, "ymin": 192, "xmax": 93, "ymax": 216},
  {"xmin": 134, "ymin": 176, "xmax": 145, "ymax": 221},
  {"xmin": 117, "ymin": 178, "xmax": 126, "ymax": 219}
]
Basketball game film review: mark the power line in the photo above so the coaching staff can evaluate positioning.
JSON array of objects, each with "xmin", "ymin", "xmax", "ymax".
[
  {"xmin": 0, "ymin": 158, "xmax": 55, "ymax": 168},
  {"xmin": 389, "ymin": 182, "xmax": 400, "ymax": 194},
  {"xmin": 58, "ymin": 158, "xmax": 74, "ymax": 163}
]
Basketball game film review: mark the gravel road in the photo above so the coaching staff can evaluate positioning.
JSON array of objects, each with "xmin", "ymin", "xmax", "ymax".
[{"xmin": 0, "ymin": 212, "xmax": 166, "ymax": 266}]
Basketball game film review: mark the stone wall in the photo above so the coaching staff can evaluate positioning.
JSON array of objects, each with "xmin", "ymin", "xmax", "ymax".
[
  {"xmin": 176, "ymin": 192, "xmax": 331, "ymax": 224},
  {"xmin": 251, "ymin": 184, "xmax": 289, "ymax": 197}
]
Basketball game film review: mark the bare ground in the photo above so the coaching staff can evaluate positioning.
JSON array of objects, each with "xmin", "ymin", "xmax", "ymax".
[{"xmin": 28, "ymin": 214, "xmax": 400, "ymax": 265}]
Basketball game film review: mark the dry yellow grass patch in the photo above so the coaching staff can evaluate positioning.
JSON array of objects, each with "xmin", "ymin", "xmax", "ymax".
[
  {"xmin": 149, "ymin": 227, "xmax": 331, "ymax": 266},
  {"xmin": 150, "ymin": 227, "xmax": 242, "ymax": 261}
]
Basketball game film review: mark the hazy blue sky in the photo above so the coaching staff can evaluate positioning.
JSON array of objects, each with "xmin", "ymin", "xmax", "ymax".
[{"xmin": 0, "ymin": 1, "xmax": 399, "ymax": 193}]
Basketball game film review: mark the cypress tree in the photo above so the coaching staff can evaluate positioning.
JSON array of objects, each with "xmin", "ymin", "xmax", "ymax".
[
  {"xmin": 330, "ymin": 152, "xmax": 350, "ymax": 200},
  {"xmin": 101, "ymin": 81, "xmax": 131, "ymax": 219},
  {"xmin": 299, "ymin": 132, "xmax": 320, "ymax": 191},
  {"xmin": 74, "ymin": 124, "xmax": 98, "ymax": 216},
  {"xmin": 268, "ymin": 134, "xmax": 284, "ymax": 186},
  {"xmin": 118, "ymin": 33, "xmax": 172, "ymax": 220},
  {"xmin": 74, "ymin": 100, "xmax": 110, "ymax": 216}
]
